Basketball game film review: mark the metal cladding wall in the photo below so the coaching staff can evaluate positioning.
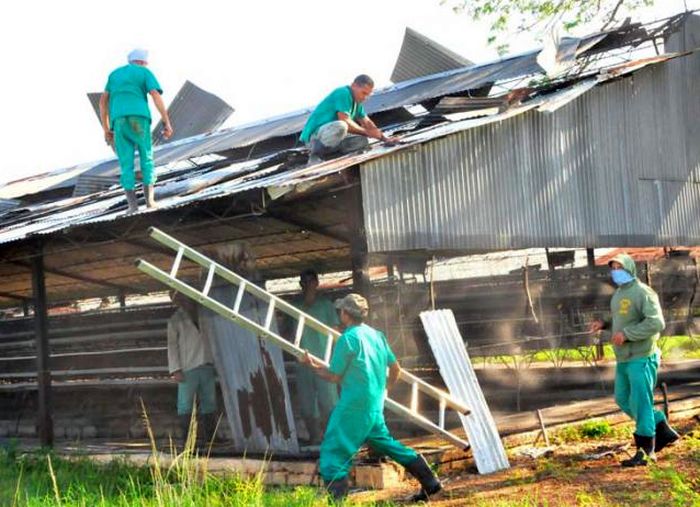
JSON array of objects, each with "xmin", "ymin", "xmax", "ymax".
[{"xmin": 361, "ymin": 53, "xmax": 700, "ymax": 253}]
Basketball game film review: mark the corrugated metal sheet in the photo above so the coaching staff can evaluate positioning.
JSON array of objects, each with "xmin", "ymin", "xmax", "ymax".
[
  {"xmin": 201, "ymin": 286, "xmax": 299, "ymax": 454},
  {"xmin": 362, "ymin": 51, "xmax": 700, "ymax": 252},
  {"xmin": 391, "ymin": 27, "xmax": 472, "ymax": 83},
  {"xmin": 419, "ymin": 309, "xmax": 509, "ymax": 474},
  {"xmin": 152, "ymin": 80, "xmax": 234, "ymax": 145},
  {"xmin": 72, "ymin": 174, "xmax": 120, "ymax": 197}
]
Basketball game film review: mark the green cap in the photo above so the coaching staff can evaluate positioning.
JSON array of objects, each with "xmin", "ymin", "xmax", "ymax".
[{"xmin": 334, "ymin": 293, "xmax": 369, "ymax": 319}]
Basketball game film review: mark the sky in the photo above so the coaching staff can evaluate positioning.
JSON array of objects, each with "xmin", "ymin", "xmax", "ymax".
[{"xmin": 0, "ymin": 0, "xmax": 697, "ymax": 186}]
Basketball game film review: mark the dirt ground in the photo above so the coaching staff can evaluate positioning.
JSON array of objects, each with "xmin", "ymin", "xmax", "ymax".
[{"xmin": 352, "ymin": 412, "xmax": 700, "ymax": 506}]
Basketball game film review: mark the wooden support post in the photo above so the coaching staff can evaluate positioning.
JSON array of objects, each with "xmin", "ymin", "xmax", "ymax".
[
  {"xmin": 586, "ymin": 248, "xmax": 595, "ymax": 269},
  {"xmin": 31, "ymin": 242, "xmax": 53, "ymax": 447},
  {"xmin": 22, "ymin": 300, "xmax": 30, "ymax": 317},
  {"xmin": 349, "ymin": 182, "xmax": 370, "ymax": 297},
  {"xmin": 118, "ymin": 291, "xmax": 126, "ymax": 311},
  {"xmin": 537, "ymin": 409, "xmax": 550, "ymax": 447}
]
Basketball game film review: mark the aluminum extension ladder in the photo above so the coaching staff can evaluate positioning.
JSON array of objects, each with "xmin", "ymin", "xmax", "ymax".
[{"xmin": 136, "ymin": 227, "xmax": 472, "ymax": 450}]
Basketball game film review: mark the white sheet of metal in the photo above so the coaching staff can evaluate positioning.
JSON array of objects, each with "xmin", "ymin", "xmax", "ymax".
[{"xmin": 420, "ymin": 309, "xmax": 510, "ymax": 474}]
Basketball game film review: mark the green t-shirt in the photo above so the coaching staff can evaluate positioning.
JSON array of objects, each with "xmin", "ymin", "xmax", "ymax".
[
  {"xmin": 328, "ymin": 323, "xmax": 396, "ymax": 412},
  {"xmin": 295, "ymin": 296, "xmax": 340, "ymax": 357},
  {"xmin": 299, "ymin": 86, "xmax": 367, "ymax": 143},
  {"xmin": 105, "ymin": 64, "xmax": 162, "ymax": 127}
]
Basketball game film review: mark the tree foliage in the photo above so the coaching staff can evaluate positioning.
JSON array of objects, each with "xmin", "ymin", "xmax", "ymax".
[{"xmin": 445, "ymin": 0, "xmax": 656, "ymax": 51}]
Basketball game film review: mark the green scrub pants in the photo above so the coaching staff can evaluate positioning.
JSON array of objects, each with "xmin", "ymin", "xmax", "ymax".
[
  {"xmin": 319, "ymin": 405, "xmax": 418, "ymax": 482},
  {"xmin": 177, "ymin": 365, "xmax": 217, "ymax": 416},
  {"xmin": 113, "ymin": 116, "xmax": 155, "ymax": 191},
  {"xmin": 614, "ymin": 353, "xmax": 666, "ymax": 437}
]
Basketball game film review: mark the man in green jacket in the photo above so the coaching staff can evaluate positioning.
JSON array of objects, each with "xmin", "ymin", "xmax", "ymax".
[
  {"xmin": 99, "ymin": 48, "xmax": 173, "ymax": 213},
  {"xmin": 300, "ymin": 293, "xmax": 441, "ymax": 501},
  {"xmin": 589, "ymin": 253, "xmax": 679, "ymax": 466}
]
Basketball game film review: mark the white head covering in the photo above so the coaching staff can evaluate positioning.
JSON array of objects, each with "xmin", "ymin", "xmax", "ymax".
[{"xmin": 127, "ymin": 48, "xmax": 149, "ymax": 63}]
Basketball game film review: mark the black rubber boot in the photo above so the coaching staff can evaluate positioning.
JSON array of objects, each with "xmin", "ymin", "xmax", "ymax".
[
  {"xmin": 324, "ymin": 476, "xmax": 349, "ymax": 501},
  {"xmin": 200, "ymin": 413, "xmax": 219, "ymax": 449},
  {"xmin": 178, "ymin": 414, "xmax": 193, "ymax": 452},
  {"xmin": 404, "ymin": 454, "xmax": 443, "ymax": 502},
  {"xmin": 654, "ymin": 419, "xmax": 679, "ymax": 453},
  {"xmin": 621, "ymin": 433, "xmax": 656, "ymax": 467}
]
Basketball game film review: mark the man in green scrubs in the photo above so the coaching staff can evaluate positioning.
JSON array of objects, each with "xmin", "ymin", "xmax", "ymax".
[
  {"xmin": 292, "ymin": 269, "xmax": 340, "ymax": 444},
  {"xmin": 301, "ymin": 293, "xmax": 441, "ymax": 501},
  {"xmin": 300, "ymin": 75, "xmax": 397, "ymax": 164},
  {"xmin": 99, "ymin": 48, "xmax": 173, "ymax": 213},
  {"xmin": 589, "ymin": 253, "xmax": 679, "ymax": 466}
]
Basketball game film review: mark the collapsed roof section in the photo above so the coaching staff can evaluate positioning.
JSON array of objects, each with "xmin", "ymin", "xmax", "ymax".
[
  {"xmin": 0, "ymin": 15, "xmax": 692, "ymax": 243},
  {"xmin": 390, "ymin": 27, "xmax": 474, "ymax": 83}
]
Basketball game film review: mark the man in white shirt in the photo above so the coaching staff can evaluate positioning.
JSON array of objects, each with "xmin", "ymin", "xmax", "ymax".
[{"xmin": 167, "ymin": 292, "xmax": 217, "ymax": 448}]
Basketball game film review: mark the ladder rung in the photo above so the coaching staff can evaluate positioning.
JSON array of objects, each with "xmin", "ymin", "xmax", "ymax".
[
  {"xmin": 410, "ymin": 382, "xmax": 419, "ymax": 413},
  {"xmin": 233, "ymin": 281, "xmax": 247, "ymax": 313},
  {"xmin": 323, "ymin": 332, "xmax": 334, "ymax": 363},
  {"xmin": 294, "ymin": 316, "xmax": 305, "ymax": 347},
  {"xmin": 439, "ymin": 398, "xmax": 446, "ymax": 430},
  {"xmin": 202, "ymin": 263, "xmax": 216, "ymax": 297},
  {"xmin": 170, "ymin": 247, "xmax": 185, "ymax": 277},
  {"xmin": 264, "ymin": 299, "xmax": 275, "ymax": 331}
]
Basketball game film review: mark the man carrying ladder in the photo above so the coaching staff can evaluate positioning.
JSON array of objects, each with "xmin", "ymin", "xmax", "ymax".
[{"xmin": 301, "ymin": 293, "xmax": 442, "ymax": 501}]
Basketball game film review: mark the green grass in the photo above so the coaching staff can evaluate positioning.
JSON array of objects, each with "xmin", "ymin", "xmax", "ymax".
[
  {"xmin": 649, "ymin": 466, "xmax": 700, "ymax": 507},
  {"xmin": 0, "ymin": 403, "xmax": 390, "ymax": 507},
  {"xmin": 478, "ymin": 335, "xmax": 700, "ymax": 366},
  {"xmin": 552, "ymin": 419, "xmax": 631, "ymax": 444},
  {"xmin": 0, "ymin": 445, "xmax": 351, "ymax": 507}
]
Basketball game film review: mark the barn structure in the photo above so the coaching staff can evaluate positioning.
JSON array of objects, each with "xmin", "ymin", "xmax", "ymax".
[{"xmin": 0, "ymin": 14, "xmax": 699, "ymax": 454}]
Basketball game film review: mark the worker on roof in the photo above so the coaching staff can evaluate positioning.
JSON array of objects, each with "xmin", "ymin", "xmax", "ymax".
[
  {"xmin": 299, "ymin": 75, "xmax": 398, "ymax": 164},
  {"xmin": 290, "ymin": 269, "xmax": 340, "ymax": 445},
  {"xmin": 99, "ymin": 48, "xmax": 173, "ymax": 213},
  {"xmin": 300, "ymin": 293, "xmax": 441, "ymax": 501},
  {"xmin": 167, "ymin": 291, "xmax": 218, "ymax": 451},
  {"xmin": 588, "ymin": 253, "xmax": 678, "ymax": 467}
]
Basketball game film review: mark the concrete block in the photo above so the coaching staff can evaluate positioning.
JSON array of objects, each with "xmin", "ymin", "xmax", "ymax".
[{"xmin": 354, "ymin": 461, "xmax": 405, "ymax": 489}]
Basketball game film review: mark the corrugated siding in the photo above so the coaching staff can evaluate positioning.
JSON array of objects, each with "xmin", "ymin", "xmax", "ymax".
[
  {"xmin": 420, "ymin": 309, "xmax": 509, "ymax": 474},
  {"xmin": 362, "ymin": 53, "xmax": 700, "ymax": 252}
]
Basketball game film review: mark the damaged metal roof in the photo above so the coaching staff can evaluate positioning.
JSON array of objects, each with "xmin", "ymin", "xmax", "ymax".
[{"xmin": 0, "ymin": 14, "xmax": 693, "ymax": 251}]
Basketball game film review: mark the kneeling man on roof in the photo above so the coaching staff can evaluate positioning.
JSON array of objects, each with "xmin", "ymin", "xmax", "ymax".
[{"xmin": 300, "ymin": 75, "xmax": 398, "ymax": 164}]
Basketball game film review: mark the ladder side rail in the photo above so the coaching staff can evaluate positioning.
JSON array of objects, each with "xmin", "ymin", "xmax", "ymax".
[
  {"xmin": 137, "ymin": 258, "xmax": 471, "ymax": 449},
  {"xmin": 384, "ymin": 399, "xmax": 470, "ymax": 450}
]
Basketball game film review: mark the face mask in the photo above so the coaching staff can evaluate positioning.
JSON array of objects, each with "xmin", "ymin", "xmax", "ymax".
[{"xmin": 611, "ymin": 269, "xmax": 634, "ymax": 286}]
